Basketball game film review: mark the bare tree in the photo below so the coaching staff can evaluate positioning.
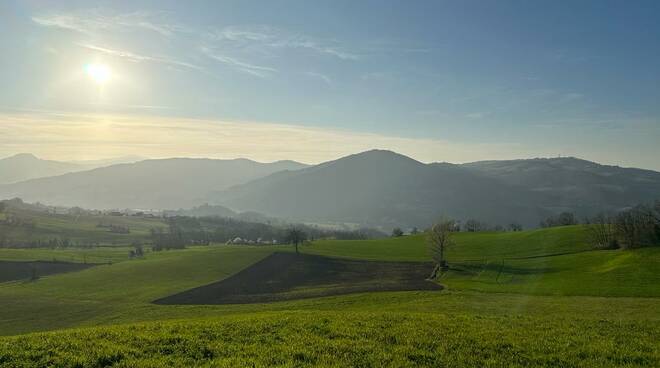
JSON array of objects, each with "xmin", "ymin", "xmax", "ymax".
[
  {"xmin": 587, "ymin": 213, "xmax": 618, "ymax": 249},
  {"xmin": 614, "ymin": 206, "xmax": 656, "ymax": 249},
  {"xmin": 427, "ymin": 219, "xmax": 456, "ymax": 278},
  {"xmin": 464, "ymin": 219, "xmax": 486, "ymax": 232},
  {"xmin": 285, "ymin": 227, "xmax": 307, "ymax": 254},
  {"xmin": 508, "ymin": 223, "xmax": 523, "ymax": 232}
]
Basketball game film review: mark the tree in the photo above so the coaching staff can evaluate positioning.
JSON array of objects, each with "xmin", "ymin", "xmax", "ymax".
[
  {"xmin": 587, "ymin": 213, "xmax": 618, "ymax": 249},
  {"xmin": 464, "ymin": 219, "xmax": 485, "ymax": 232},
  {"xmin": 410, "ymin": 227, "xmax": 419, "ymax": 235},
  {"xmin": 540, "ymin": 212, "xmax": 577, "ymax": 228},
  {"xmin": 0, "ymin": 201, "xmax": 6, "ymax": 214},
  {"xmin": 508, "ymin": 223, "xmax": 523, "ymax": 232},
  {"xmin": 391, "ymin": 228, "xmax": 404, "ymax": 237},
  {"xmin": 285, "ymin": 227, "xmax": 307, "ymax": 254},
  {"xmin": 30, "ymin": 265, "xmax": 38, "ymax": 281},
  {"xmin": 614, "ymin": 204, "xmax": 659, "ymax": 249},
  {"xmin": 427, "ymin": 219, "xmax": 456, "ymax": 278}
]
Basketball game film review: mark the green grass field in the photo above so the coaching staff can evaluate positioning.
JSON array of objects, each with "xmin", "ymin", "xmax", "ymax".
[
  {"xmin": 306, "ymin": 225, "xmax": 591, "ymax": 261},
  {"xmin": 0, "ymin": 247, "xmax": 133, "ymax": 263},
  {"xmin": 0, "ymin": 225, "xmax": 658, "ymax": 366},
  {"xmin": 0, "ymin": 207, "xmax": 166, "ymax": 246}
]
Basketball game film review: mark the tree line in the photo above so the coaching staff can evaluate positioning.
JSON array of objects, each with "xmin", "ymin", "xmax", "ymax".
[
  {"xmin": 148, "ymin": 216, "xmax": 383, "ymax": 251},
  {"xmin": 587, "ymin": 201, "xmax": 660, "ymax": 249}
]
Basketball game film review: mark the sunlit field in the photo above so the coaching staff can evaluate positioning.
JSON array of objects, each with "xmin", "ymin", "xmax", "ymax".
[
  {"xmin": 0, "ymin": 226, "xmax": 658, "ymax": 366},
  {"xmin": 2, "ymin": 0, "xmax": 660, "ymax": 366}
]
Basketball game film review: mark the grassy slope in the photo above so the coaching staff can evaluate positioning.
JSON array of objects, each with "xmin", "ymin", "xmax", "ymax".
[
  {"xmin": 0, "ymin": 246, "xmax": 275, "ymax": 335},
  {"xmin": 444, "ymin": 247, "xmax": 660, "ymax": 297},
  {"xmin": 0, "ymin": 226, "xmax": 658, "ymax": 366},
  {"xmin": 306, "ymin": 225, "xmax": 591, "ymax": 261},
  {"xmin": 0, "ymin": 208, "xmax": 166, "ymax": 245},
  {"xmin": 0, "ymin": 247, "xmax": 132, "ymax": 263},
  {"xmin": 305, "ymin": 225, "xmax": 660, "ymax": 297},
  {"xmin": 1, "ymin": 309, "xmax": 658, "ymax": 367}
]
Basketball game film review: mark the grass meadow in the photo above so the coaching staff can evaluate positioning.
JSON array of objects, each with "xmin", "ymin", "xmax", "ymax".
[{"xmin": 0, "ymin": 225, "xmax": 658, "ymax": 366}]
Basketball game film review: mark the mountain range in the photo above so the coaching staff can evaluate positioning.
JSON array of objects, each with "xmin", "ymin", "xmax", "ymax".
[
  {"xmin": 1, "ymin": 150, "xmax": 659, "ymax": 228},
  {"xmin": 0, "ymin": 158, "xmax": 307, "ymax": 210},
  {"xmin": 0, "ymin": 153, "xmax": 144, "ymax": 184},
  {"xmin": 211, "ymin": 150, "xmax": 660, "ymax": 228}
]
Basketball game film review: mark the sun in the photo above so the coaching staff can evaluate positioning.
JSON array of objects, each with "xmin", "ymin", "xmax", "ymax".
[{"xmin": 85, "ymin": 63, "xmax": 112, "ymax": 84}]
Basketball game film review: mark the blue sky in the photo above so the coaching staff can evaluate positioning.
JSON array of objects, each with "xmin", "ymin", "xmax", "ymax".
[{"xmin": 1, "ymin": 0, "xmax": 659, "ymax": 169}]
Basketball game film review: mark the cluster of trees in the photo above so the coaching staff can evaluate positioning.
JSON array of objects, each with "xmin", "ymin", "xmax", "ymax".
[
  {"xmin": 150, "ymin": 221, "xmax": 187, "ymax": 251},
  {"xmin": 540, "ymin": 212, "xmax": 578, "ymax": 228},
  {"xmin": 148, "ymin": 216, "xmax": 378, "ymax": 251},
  {"xmin": 391, "ymin": 221, "xmax": 522, "ymax": 237},
  {"xmin": 129, "ymin": 243, "xmax": 145, "ymax": 258},
  {"xmin": 588, "ymin": 202, "xmax": 660, "ymax": 249}
]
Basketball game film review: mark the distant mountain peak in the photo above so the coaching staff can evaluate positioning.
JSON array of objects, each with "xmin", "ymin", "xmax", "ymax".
[
  {"xmin": 341, "ymin": 149, "xmax": 423, "ymax": 163},
  {"xmin": 6, "ymin": 153, "xmax": 39, "ymax": 161}
]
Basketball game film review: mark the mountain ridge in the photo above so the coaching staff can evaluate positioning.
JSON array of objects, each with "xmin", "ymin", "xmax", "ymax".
[
  {"xmin": 211, "ymin": 150, "xmax": 660, "ymax": 228},
  {"xmin": 2, "ymin": 150, "xmax": 659, "ymax": 228}
]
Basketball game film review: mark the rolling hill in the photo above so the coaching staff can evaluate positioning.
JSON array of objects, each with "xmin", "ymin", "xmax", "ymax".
[
  {"xmin": 0, "ymin": 226, "xmax": 658, "ymax": 366},
  {"xmin": 0, "ymin": 153, "xmax": 144, "ymax": 185},
  {"xmin": 212, "ymin": 150, "xmax": 660, "ymax": 228},
  {"xmin": 463, "ymin": 157, "xmax": 660, "ymax": 215},
  {"xmin": 0, "ymin": 158, "xmax": 308, "ymax": 210},
  {"xmin": 0, "ymin": 153, "xmax": 83, "ymax": 184}
]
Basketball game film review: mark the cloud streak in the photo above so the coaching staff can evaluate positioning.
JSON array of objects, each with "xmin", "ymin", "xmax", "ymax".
[
  {"xmin": 32, "ymin": 9, "xmax": 357, "ymax": 81},
  {"xmin": 304, "ymin": 71, "xmax": 332, "ymax": 86},
  {"xmin": 78, "ymin": 43, "xmax": 204, "ymax": 71},
  {"xmin": 211, "ymin": 25, "xmax": 360, "ymax": 61},
  {"xmin": 32, "ymin": 10, "xmax": 188, "ymax": 36},
  {"xmin": 201, "ymin": 48, "xmax": 277, "ymax": 78}
]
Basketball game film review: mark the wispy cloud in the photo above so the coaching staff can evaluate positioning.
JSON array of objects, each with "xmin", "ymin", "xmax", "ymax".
[
  {"xmin": 78, "ymin": 44, "xmax": 204, "ymax": 71},
  {"xmin": 32, "ymin": 10, "xmax": 188, "ymax": 36},
  {"xmin": 201, "ymin": 48, "xmax": 277, "ymax": 78},
  {"xmin": 304, "ymin": 71, "xmax": 332, "ymax": 86},
  {"xmin": 31, "ymin": 8, "xmax": 364, "ymax": 84},
  {"xmin": 211, "ymin": 25, "xmax": 360, "ymax": 61}
]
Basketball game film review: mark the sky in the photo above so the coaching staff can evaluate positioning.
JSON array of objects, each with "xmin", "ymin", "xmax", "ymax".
[{"xmin": 1, "ymin": 0, "xmax": 659, "ymax": 169}]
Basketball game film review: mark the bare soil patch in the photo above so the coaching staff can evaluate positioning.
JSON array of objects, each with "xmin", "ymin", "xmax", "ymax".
[
  {"xmin": 155, "ymin": 252, "xmax": 441, "ymax": 304},
  {"xmin": 0, "ymin": 260, "xmax": 96, "ymax": 283}
]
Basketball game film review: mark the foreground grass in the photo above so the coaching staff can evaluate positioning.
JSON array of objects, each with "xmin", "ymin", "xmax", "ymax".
[
  {"xmin": 1, "ymin": 309, "xmax": 658, "ymax": 367},
  {"xmin": 1, "ymin": 226, "xmax": 658, "ymax": 335},
  {"xmin": 444, "ymin": 247, "xmax": 660, "ymax": 297},
  {"xmin": 0, "ymin": 225, "xmax": 658, "ymax": 367},
  {"xmin": 0, "ymin": 246, "xmax": 274, "ymax": 335}
]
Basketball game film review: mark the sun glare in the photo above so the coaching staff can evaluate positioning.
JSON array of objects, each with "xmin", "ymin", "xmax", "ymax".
[{"xmin": 85, "ymin": 63, "xmax": 112, "ymax": 84}]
